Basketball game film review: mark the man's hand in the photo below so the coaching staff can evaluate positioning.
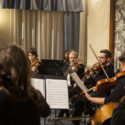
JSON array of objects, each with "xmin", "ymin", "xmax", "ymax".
[{"xmin": 73, "ymin": 83, "xmax": 77, "ymax": 88}]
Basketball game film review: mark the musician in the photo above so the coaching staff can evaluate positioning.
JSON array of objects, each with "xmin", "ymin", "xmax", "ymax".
[
  {"xmin": 58, "ymin": 50, "xmax": 84, "ymax": 119},
  {"xmin": 68, "ymin": 50, "xmax": 85, "ymax": 95},
  {"xmin": 84, "ymin": 49, "xmax": 114, "ymax": 89},
  {"xmin": 28, "ymin": 48, "xmax": 40, "ymax": 74},
  {"xmin": 67, "ymin": 50, "xmax": 85, "ymax": 125},
  {"xmin": 64, "ymin": 50, "xmax": 70, "ymax": 63},
  {"xmin": 85, "ymin": 52, "xmax": 125, "ymax": 105}
]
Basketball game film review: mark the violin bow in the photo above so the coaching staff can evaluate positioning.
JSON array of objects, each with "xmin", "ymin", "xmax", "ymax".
[{"xmin": 89, "ymin": 44, "xmax": 110, "ymax": 80}]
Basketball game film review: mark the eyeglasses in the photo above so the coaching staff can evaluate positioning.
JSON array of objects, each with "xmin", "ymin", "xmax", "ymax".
[{"xmin": 98, "ymin": 56, "xmax": 106, "ymax": 59}]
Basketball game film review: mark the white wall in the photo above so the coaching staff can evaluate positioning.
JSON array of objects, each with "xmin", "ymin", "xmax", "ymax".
[
  {"xmin": 79, "ymin": 0, "xmax": 111, "ymax": 66},
  {"xmin": 0, "ymin": 0, "xmax": 12, "ymax": 48},
  {"xmin": 87, "ymin": 0, "xmax": 110, "ymax": 66}
]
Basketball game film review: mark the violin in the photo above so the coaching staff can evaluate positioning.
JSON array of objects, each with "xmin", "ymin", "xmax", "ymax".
[
  {"xmin": 31, "ymin": 59, "xmax": 40, "ymax": 67},
  {"xmin": 31, "ymin": 59, "xmax": 40, "ymax": 73},
  {"xmin": 71, "ymin": 61, "xmax": 83, "ymax": 72},
  {"xmin": 76, "ymin": 71, "xmax": 125, "ymax": 97},
  {"xmin": 84, "ymin": 63, "xmax": 106, "ymax": 77}
]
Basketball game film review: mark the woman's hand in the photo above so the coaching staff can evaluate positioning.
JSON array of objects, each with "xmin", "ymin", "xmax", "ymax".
[{"xmin": 84, "ymin": 90, "xmax": 91, "ymax": 100}]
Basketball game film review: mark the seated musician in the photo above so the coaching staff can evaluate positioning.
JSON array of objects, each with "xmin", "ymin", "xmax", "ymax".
[
  {"xmin": 68, "ymin": 50, "xmax": 85, "ymax": 97},
  {"xmin": 58, "ymin": 50, "xmax": 84, "ymax": 119},
  {"xmin": 64, "ymin": 50, "xmax": 70, "ymax": 63},
  {"xmin": 68, "ymin": 50, "xmax": 84, "ymax": 125},
  {"xmin": 84, "ymin": 52, "xmax": 125, "ymax": 124},
  {"xmin": 27, "ymin": 48, "xmax": 40, "ymax": 74},
  {"xmin": 85, "ymin": 52, "xmax": 125, "ymax": 104},
  {"xmin": 84, "ymin": 49, "xmax": 114, "ymax": 90},
  {"xmin": 72, "ymin": 49, "xmax": 114, "ymax": 125}
]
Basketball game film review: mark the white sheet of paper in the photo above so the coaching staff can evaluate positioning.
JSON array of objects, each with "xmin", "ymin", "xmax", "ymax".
[
  {"xmin": 46, "ymin": 79, "xmax": 69, "ymax": 109},
  {"xmin": 31, "ymin": 78, "xmax": 45, "ymax": 97},
  {"xmin": 70, "ymin": 72, "xmax": 87, "ymax": 91}
]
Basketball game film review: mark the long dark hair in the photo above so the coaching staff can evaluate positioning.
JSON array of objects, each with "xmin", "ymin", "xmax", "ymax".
[{"xmin": 0, "ymin": 44, "xmax": 36, "ymax": 102}]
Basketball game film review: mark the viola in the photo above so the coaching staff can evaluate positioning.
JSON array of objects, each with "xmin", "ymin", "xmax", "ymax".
[{"xmin": 76, "ymin": 71, "xmax": 125, "ymax": 98}]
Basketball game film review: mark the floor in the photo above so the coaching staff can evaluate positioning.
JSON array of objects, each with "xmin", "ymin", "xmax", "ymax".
[{"xmin": 40, "ymin": 110, "xmax": 92, "ymax": 125}]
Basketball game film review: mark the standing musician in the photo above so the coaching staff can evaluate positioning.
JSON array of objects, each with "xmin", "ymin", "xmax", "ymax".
[
  {"xmin": 27, "ymin": 48, "xmax": 40, "ymax": 74},
  {"xmin": 85, "ymin": 52, "xmax": 125, "ymax": 125}
]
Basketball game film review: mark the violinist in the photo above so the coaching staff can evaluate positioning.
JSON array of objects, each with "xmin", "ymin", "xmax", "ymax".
[
  {"xmin": 58, "ymin": 50, "xmax": 84, "ymax": 120},
  {"xmin": 84, "ymin": 49, "xmax": 114, "ymax": 89},
  {"xmin": 83, "ymin": 52, "xmax": 125, "ymax": 125},
  {"xmin": 27, "ymin": 48, "xmax": 40, "ymax": 74},
  {"xmin": 68, "ymin": 50, "xmax": 84, "ymax": 125},
  {"xmin": 64, "ymin": 50, "xmax": 70, "ymax": 63},
  {"xmin": 68, "ymin": 50, "xmax": 84, "ymax": 93},
  {"xmin": 85, "ymin": 52, "xmax": 125, "ymax": 110}
]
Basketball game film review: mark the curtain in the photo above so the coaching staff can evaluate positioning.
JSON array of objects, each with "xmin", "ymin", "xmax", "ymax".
[
  {"xmin": 64, "ymin": 12, "xmax": 80, "ymax": 52},
  {"xmin": 1, "ymin": 0, "xmax": 83, "ymax": 58},
  {"xmin": 10, "ymin": 9, "xmax": 64, "ymax": 60},
  {"xmin": 2, "ymin": 0, "xmax": 83, "ymax": 12}
]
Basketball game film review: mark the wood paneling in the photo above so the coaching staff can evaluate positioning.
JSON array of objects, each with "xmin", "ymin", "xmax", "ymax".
[{"xmin": 109, "ymin": 0, "xmax": 116, "ymax": 61}]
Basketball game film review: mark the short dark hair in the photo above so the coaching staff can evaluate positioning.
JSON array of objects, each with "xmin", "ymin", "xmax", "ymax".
[
  {"xmin": 119, "ymin": 52, "xmax": 125, "ymax": 63},
  {"xmin": 100, "ymin": 49, "xmax": 112, "ymax": 58},
  {"xmin": 28, "ymin": 48, "xmax": 37, "ymax": 57}
]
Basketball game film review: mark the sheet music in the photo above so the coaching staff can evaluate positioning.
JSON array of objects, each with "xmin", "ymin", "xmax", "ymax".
[
  {"xmin": 46, "ymin": 79, "xmax": 69, "ymax": 109},
  {"xmin": 70, "ymin": 72, "xmax": 87, "ymax": 91},
  {"xmin": 31, "ymin": 78, "xmax": 45, "ymax": 97}
]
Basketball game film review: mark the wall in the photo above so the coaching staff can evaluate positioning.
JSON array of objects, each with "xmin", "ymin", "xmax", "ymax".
[
  {"xmin": 0, "ymin": 0, "xmax": 12, "ymax": 48},
  {"xmin": 86, "ymin": 0, "xmax": 110, "ymax": 66}
]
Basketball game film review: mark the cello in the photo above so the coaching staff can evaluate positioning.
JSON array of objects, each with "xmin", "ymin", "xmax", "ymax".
[{"xmin": 92, "ymin": 96, "xmax": 125, "ymax": 125}]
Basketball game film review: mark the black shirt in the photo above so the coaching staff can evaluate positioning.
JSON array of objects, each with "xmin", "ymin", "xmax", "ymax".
[
  {"xmin": 110, "ymin": 98, "xmax": 125, "ymax": 125},
  {"xmin": 84, "ymin": 63, "xmax": 114, "ymax": 94},
  {"xmin": 105, "ymin": 76, "xmax": 125, "ymax": 104},
  {"xmin": 0, "ymin": 90, "xmax": 50, "ymax": 125}
]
